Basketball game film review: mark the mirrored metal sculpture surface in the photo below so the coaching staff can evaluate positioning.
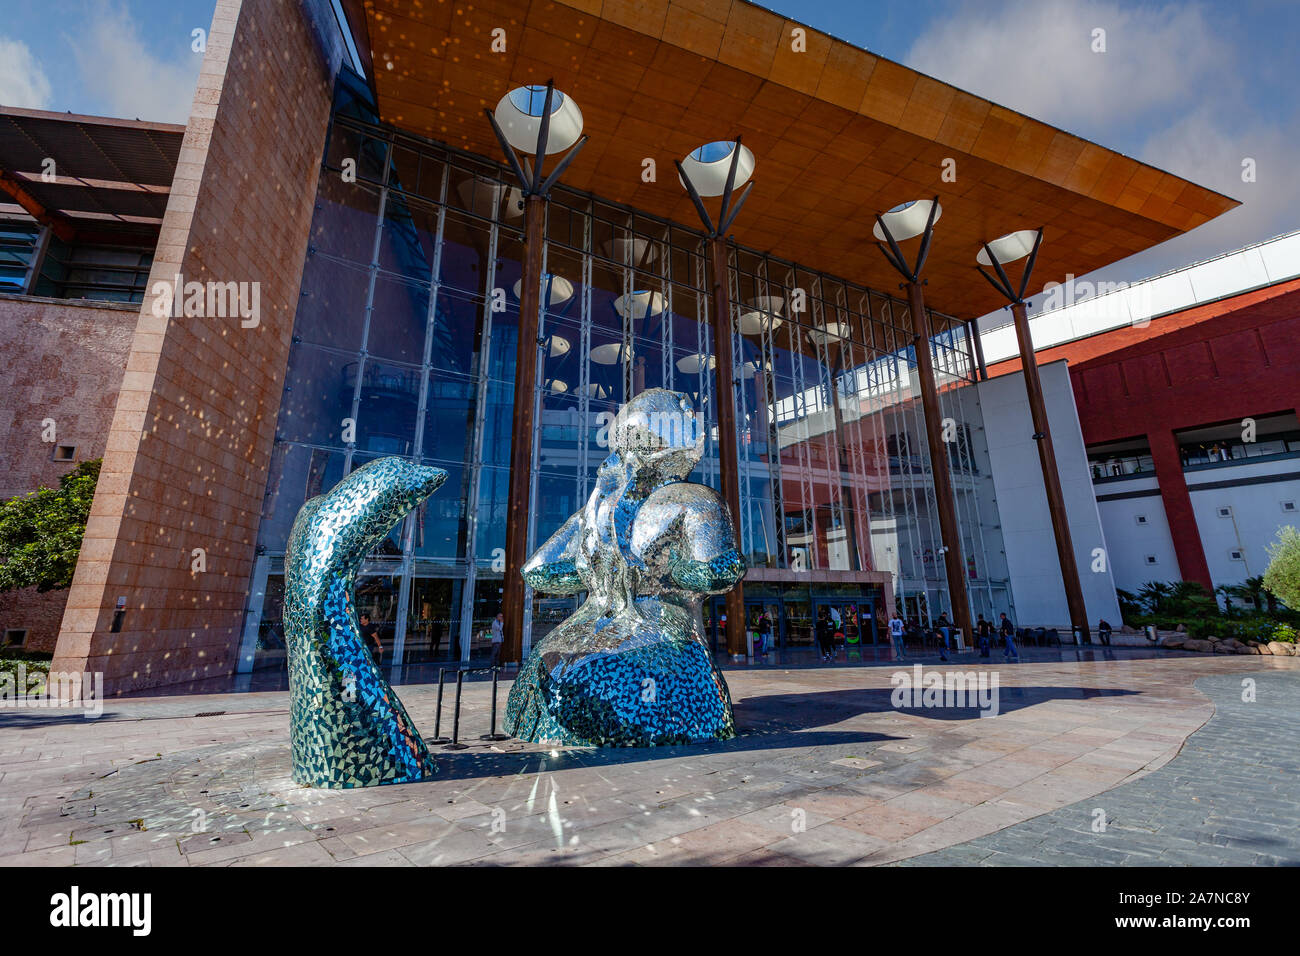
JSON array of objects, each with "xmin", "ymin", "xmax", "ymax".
[
  {"xmin": 285, "ymin": 457, "xmax": 446, "ymax": 787},
  {"xmin": 505, "ymin": 389, "xmax": 746, "ymax": 746}
]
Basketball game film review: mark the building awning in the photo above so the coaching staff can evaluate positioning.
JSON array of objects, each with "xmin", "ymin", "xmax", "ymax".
[
  {"xmin": 354, "ymin": 0, "xmax": 1238, "ymax": 319},
  {"xmin": 0, "ymin": 107, "xmax": 183, "ymax": 244}
]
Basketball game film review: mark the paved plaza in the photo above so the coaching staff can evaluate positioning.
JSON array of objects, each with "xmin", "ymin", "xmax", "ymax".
[{"xmin": 0, "ymin": 648, "xmax": 1296, "ymax": 866}]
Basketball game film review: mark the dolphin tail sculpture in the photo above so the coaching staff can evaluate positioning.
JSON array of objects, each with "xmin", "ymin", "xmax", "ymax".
[{"xmin": 284, "ymin": 457, "xmax": 446, "ymax": 788}]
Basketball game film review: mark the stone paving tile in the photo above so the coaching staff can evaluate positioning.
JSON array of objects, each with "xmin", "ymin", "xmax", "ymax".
[
  {"xmin": 897, "ymin": 671, "xmax": 1300, "ymax": 867},
  {"xmin": 1, "ymin": 651, "xmax": 1296, "ymax": 866}
]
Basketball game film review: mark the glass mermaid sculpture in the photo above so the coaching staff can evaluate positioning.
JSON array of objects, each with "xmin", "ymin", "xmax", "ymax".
[
  {"xmin": 284, "ymin": 457, "xmax": 446, "ymax": 787},
  {"xmin": 504, "ymin": 388, "xmax": 746, "ymax": 746}
]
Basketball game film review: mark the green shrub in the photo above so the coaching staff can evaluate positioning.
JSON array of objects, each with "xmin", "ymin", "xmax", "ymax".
[
  {"xmin": 1272, "ymin": 623, "xmax": 1297, "ymax": 644},
  {"xmin": 1263, "ymin": 527, "xmax": 1300, "ymax": 612},
  {"xmin": 0, "ymin": 459, "xmax": 101, "ymax": 593}
]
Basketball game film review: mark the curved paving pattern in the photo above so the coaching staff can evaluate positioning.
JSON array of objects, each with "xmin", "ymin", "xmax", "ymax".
[
  {"xmin": 897, "ymin": 671, "xmax": 1300, "ymax": 866},
  {"xmin": 0, "ymin": 651, "xmax": 1295, "ymax": 866}
]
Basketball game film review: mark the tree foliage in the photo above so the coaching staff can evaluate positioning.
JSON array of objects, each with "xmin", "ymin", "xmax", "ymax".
[
  {"xmin": 1263, "ymin": 526, "xmax": 1300, "ymax": 612},
  {"xmin": 0, "ymin": 459, "xmax": 101, "ymax": 593}
]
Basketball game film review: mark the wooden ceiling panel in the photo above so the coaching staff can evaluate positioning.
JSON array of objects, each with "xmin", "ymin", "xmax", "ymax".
[{"xmin": 362, "ymin": 0, "xmax": 1239, "ymax": 318}]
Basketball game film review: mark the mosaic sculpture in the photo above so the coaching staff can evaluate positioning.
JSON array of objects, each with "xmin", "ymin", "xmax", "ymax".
[
  {"xmin": 285, "ymin": 457, "xmax": 446, "ymax": 788},
  {"xmin": 505, "ymin": 388, "xmax": 746, "ymax": 747}
]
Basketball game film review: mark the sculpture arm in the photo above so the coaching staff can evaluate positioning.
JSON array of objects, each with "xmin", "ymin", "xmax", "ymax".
[
  {"xmin": 521, "ymin": 514, "xmax": 584, "ymax": 593},
  {"xmin": 670, "ymin": 548, "xmax": 745, "ymax": 593},
  {"xmin": 632, "ymin": 483, "xmax": 747, "ymax": 597}
]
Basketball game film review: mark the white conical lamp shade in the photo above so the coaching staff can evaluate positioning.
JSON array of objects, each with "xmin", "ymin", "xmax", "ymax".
[
  {"xmin": 977, "ymin": 229, "xmax": 1039, "ymax": 266},
  {"xmin": 678, "ymin": 141, "xmax": 754, "ymax": 198},
  {"xmin": 872, "ymin": 199, "xmax": 941, "ymax": 242},
  {"xmin": 739, "ymin": 295, "xmax": 784, "ymax": 335},
  {"xmin": 613, "ymin": 290, "xmax": 666, "ymax": 319},
  {"xmin": 513, "ymin": 274, "xmax": 574, "ymax": 307},
  {"xmin": 493, "ymin": 85, "xmax": 583, "ymax": 155}
]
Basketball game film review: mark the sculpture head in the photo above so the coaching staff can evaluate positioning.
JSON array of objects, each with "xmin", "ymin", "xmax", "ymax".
[{"xmin": 610, "ymin": 388, "xmax": 704, "ymax": 480}]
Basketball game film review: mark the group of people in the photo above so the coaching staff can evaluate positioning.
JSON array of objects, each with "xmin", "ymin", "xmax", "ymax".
[
  {"xmin": 356, "ymin": 610, "xmax": 508, "ymax": 666},
  {"xmin": 886, "ymin": 610, "xmax": 1021, "ymax": 662}
]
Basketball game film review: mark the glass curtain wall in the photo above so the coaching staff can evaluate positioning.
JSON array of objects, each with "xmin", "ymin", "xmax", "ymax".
[{"xmin": 243, "ymin": 103, "xmax": 1014, "ymax": 677}]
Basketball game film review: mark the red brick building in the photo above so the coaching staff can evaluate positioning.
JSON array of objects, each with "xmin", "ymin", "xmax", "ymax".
[{"xmin": 985, "ymin": 235, "xmax": 1300, "ymax": 596}]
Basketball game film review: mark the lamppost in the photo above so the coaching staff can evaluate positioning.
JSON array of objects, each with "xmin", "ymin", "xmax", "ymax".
[
  {"xmin": 873, "ymin": 198, "xmax": 974, "ymax": 641},
  {"xmin": 976, "ymin": 228, "xmax": 1090, "ymax": 639},
  {"xmin": 485, "ymin": 82, "xmax": 587, "ymax": 665},
  {"xmin": 676, "ymin": 138, "xmax": 755, "ymax": 659}
]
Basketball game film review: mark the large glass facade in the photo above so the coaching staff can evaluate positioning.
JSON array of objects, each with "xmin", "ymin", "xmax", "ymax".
[{"xmin": 240, "ymin": 96, "xmax": 1014, "ymax": 677}]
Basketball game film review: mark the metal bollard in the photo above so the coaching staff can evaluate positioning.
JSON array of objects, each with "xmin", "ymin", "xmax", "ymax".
[
  {"xmin": 443, "ymin": 669, "xmax": 470, "ymax": 750},
  {"xmin": 480, "ymin": 666, "xmax": 511, "ymax": 741},
  {"xmin": 429, "ymin": 668, "xmax": 451, "ymax": 744}
]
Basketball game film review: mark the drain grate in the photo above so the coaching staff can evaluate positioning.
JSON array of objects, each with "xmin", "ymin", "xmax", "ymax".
[{"xmin": 194, "ymin": 711, "xmax": 227, "ymax": 718}]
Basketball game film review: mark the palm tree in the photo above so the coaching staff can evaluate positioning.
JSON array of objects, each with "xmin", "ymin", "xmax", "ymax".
[
  {"xmin": 1167, "ymin": 580, "xmax": 1216, "ymax": 617},
  {"xmin": 1242, "ymin": 575, "xmax": 1276, "ymax": 614},
  {"xmin": 1115, "ymin": 588, "xmax": 1142, "ymax": 621},
  {"xmin": 1137, "ymin": 580, "xmax": 1172, "ymax": 615},
  {"xmin": 1215, "ymin": 584, "xmax": 1235, "ymax": 610}
]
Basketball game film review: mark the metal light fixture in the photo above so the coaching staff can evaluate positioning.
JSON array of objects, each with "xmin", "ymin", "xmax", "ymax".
[
  {"xmin": 678, "ymin": 141, "xmax": 755, "ymax": 198},
  {"xmin": 870, "ymin": 194, "xmax": 974, "ymax": 641},
  {"xmin": 676, "ymin": 135, "xmax": 757, "ymax": 662},
  {"xmin": 676, "ymin": 138, "xmax": 755, "ymax": 238},
  {"xmin": 739, "ymin": 295, "xmax": 783, "ymax": 335},
  {"xmin": 975, "ymin": 228, "xmax": 1043, "ymax": 304},
  {"xmin": 484, "ymin": 80, "xmax": 589, "ymax": 669},
  {"xmin": 613, "ymin": 290, "xmax": 665, "ymax": 319},
  {"xmin": 807, "ymin": 322, "xmax": 849, "ymax": 346},
  {"xmin": 590, "ymin": 342, "xmax": 633, "ymax": 365},
  {"xmin": 974, "ymin": 226, "xmax": 1089, "ymax": 637},
  {"xmin": 485, "ymin": 81, "xmax": 588, "ymax": 199},
  {"xmin": 493, "ymin": 85, "xmax": 584, "ymax": 156},
  {"xmin": 675, "ymin": 353, "xmax": 716, "ymax": 375},
  {"xmin": 873, "ymin": 198, "xmax": 941, "ymax": 283},
  {"xmin": 513, "ymin": 273, "xmax": 575, "ymax": 308},
  {"xmin": 873, "ymin": 199, "xmax": 942, "ymax": 243}
]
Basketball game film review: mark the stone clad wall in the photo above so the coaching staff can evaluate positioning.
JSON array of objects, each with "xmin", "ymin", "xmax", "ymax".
[
  {"xmin": 52, "ymin": 0, "xmax": 335, "ymax": 691},
  {"xmin": 0, "ymin": 295, "xmax": 136, "ymax": 652},
  {"xmin": 0, "ymin": 295, "xmax": 135, "ymax": 500}
]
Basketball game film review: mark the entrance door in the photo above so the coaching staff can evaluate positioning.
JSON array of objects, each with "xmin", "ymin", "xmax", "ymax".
[{"xmin": 706, "ymin": 596, "xmax": 787, "ymax": 653}]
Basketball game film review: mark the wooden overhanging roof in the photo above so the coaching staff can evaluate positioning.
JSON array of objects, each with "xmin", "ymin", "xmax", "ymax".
[
  {"xmin": 356, "ymin": 0, "xmax": 1238, "ymax": 319},
  {"xmin": 0, "ymin": 107, "xmax": 182, "ymax": 244}
]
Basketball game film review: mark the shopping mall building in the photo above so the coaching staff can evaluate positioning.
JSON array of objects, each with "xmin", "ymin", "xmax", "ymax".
[{"xmin": 0, "ymin": 0, "xmax": 1246, "ymax": 693}]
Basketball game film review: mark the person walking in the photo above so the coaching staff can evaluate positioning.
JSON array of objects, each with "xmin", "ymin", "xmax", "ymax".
[
  {"xmin": 999, "ymin": 612, "xmax": 1019, "ymax": 662},
  {"xmin": 977, "ymin": 614, "xmax": 992, "ymax": 659},
  {"xmin": 359, "ymin": 612, "xmax": 383, "ymax": 663},
  {"xmin": 757, "ymin": 611, "xmax": 772, "ymax": 660},
  {"xmin": 889, "ymin": 612, "xmax": 907, "ymax": 660},
  {"xmin": 489, "ymin": 611, "xmax": 505, "ymax": 667},
  {"xmin": 1097, "ymin": 618, "xmax": 1113, "ymax": 646},
  {"xmin": 816, "ymin": 608, "xmax": 834, "ymax": 662}
]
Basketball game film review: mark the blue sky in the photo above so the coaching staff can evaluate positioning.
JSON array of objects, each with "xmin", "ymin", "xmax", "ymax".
[{"xmin": 2, "ymin": 0, "xmax": 1296, "ymax": 294}]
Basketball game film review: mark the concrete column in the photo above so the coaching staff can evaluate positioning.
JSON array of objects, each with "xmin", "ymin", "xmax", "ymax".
[{"xmin": 1147, "ymin": 429, "xmax": 1213, "ymax": 589}]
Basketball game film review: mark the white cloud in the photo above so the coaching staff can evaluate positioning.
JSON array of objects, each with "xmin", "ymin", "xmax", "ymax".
[
  {"xmin": 1136, "ymin": 109, "xmax": 1300, "ymax": 269},
  {"xmin": 904, "ymin": 0, "xmax": 1231, "ymax": 133},
  {"xmin": 907, "ymin": 0, "xmax": 1300, "ymax": 280},
  {"xmin": 0, "ymin": 36, "xmax": 53, "ymax": 109},
  {"xmin": 65, "ymin": 4, "xmax": 201, "ymax": 124}
]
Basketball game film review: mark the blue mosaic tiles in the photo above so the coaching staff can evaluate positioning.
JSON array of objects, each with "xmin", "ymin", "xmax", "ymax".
[
  {"xmin": 285, "ymin": 457, "xmax": 446, "ymax": 788},
  {"xmin": 504, "ymin": 389, "xmax": 746, "ymax": 747}
]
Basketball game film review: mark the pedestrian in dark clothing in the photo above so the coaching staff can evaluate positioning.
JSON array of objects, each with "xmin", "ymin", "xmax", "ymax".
[
  {"xmin": 1097, "ymin": 618, "xmax": 1113, "ymax": 646},
  {"xmin": 815, "ymin": 610, "xmax": 834, "ymax": 662},
  {"xmin": 999, "ymin": 612, "xmax": 1019, "ymax": 662},
  {"xmin": 977, "ymin": 614, "xmax": 993, "ymax": 658}
]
